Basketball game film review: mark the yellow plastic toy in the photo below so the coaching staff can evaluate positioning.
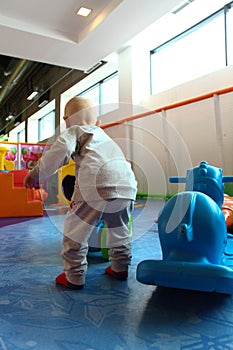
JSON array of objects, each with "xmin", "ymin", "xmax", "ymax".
[
  {"xmin": 0, "ymin": 146, "xmax": 9, "ymax": 170},
  {"xmin": 57, "ymin": 159, "xmax": 75, "ymax": 205},
  {"xmin": 4, "ymin": 159, "xmax": 15, "ymax": 170},
  {"xmin": 0, "ymin": 145, "xmax": 15, "ymax": 170}
]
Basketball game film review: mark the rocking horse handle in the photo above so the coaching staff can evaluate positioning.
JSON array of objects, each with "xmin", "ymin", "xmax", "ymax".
[
  {"xmin": 223, "ymin": 176, "xmax": 233, "ymax": 183},
  {"xmin": 169, "ymin": 176, "xmax": 186, "ymax": 183}
]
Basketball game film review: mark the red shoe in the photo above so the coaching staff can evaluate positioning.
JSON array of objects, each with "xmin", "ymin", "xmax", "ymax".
[
  {"xmin": 55, "ymin": 272, "xmax": 84, "ymax": 290},
  {"xmin": 105, "ymin": 266, "xmax": 128, "ymax": 281}
]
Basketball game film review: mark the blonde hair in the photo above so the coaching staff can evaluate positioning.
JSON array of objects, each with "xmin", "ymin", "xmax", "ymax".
[{"xmin": 64, "ymin": 96, "xmax": 97, "ymax": 126}]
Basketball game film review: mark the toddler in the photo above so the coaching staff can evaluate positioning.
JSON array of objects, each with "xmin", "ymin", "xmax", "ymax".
[{"xmin": 24, "ymin": 97, "xmax": 137, "ymax": 289}]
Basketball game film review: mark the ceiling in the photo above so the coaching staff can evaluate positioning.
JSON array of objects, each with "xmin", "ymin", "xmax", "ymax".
[
  {"xmin": 0, "ymin": 0, "xmax": 181, "ymax": 134},
  {"xmin": 0, "ymin": 0, "xmax": 181, "ymax": 71}
]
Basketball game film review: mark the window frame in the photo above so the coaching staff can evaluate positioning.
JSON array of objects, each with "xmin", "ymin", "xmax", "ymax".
[
  {"xmin": 150, "ymin": 1, "xmax": 233, "ymax": 94},
  {"xmin": 79, "ymin": 72, "xmax": 118, "ymax": 115},
  {"xmin": 38, "ymin": 109, "xmax": 55, "ymax": 142}
]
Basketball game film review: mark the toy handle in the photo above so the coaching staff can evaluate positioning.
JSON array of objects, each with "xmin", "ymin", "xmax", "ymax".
[
  {"xmin": 169, "ymin": 176, "xmax": 186, "ymax": 183},
  {"xmin": 223, "ymin": 176, "xmax": 233, "ymax": 183},
  {"xmin": 170, "ymin": 176, "xmax": 233, "ymax": 183}
]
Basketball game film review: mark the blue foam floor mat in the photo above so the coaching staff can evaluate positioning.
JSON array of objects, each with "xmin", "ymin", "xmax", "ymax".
[{"xmin": 1, "ymin": 199, "xmax": 233, "ymax": 350}]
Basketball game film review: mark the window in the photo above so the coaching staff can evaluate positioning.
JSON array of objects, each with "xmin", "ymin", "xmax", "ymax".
[
  {"xmin": 38, "ymin": 110, "xmax": 55, "ymax": 141},
  {"xmin": 226, "ymin": 3, "xmax": 233, "ymax": 65},
  {"xmin": 27, "ymin": 100, "xmax": 56, "ymax": 143},
  {"xmin": 101, "ymin": 73, "xmax": 119, "ymax": 114},
  {"xmin": 80, "ymin": 85, "xmax": 100, "ymax": 107},
  {"xmin": 79, "ymin": 72, "xmax": 118, "ymax": 115},
  {"xmin": 17, "ymin": 128, "xmax": 25, "ymax": 142},
  {"xmin": 151, "ymin": 2, "xmax": 233, "ymax": 94},
  {"xmin": 9, "ymin": 122, "xmax": 25, "ymax": 142}
]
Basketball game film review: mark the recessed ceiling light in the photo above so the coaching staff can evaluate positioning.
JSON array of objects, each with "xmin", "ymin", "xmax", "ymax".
[{"xmin": 76, "ymin": 7, "xmax": 92, "ymax": 17}]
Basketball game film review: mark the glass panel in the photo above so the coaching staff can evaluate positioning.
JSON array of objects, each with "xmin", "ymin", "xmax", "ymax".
[
  {"xmin": 80, "ymin": 85, "xmax": 100, "ymax": 107},
  {"xmin": 9, "ymin": 122, "xmax": 25, "ymax": 142},
  {"xmin": 38, "ymin": 110, "xmax": 55, "ymax": 141},
  {"xmin": 226, "ymin": 4, "xmax": 233, "ymax": 65},
  {"xmin": 27, "ymin": 118, "xmax": 39, "ymax": 143},
  {"xmin": 101, "ymin": 74, "xmax": 119, "ymax": 114},
  {"xmin": 151, "ymin": 12, "xmax": 225, "ymax": 94},
  {"xmin": 17, "ymin": 128, "xmax": 25, "ymax": 142}
]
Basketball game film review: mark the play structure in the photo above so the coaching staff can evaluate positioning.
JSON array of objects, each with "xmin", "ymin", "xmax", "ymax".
[
  {"xmin": 87, "ymin": 215, "xmax": 133, "ymax": 260},
  {"xmin": 136, "ymin": 161, "xmax": 233, "ymax": 294},
  {"xmin": 223, "ymin": 194, "xmax": 233, "ymax": 234},
  {"xmin": 58, "ymin": 159, "xmax": 76, "ymax": 204},
  {"xmin": 0, "ymin": 168, "xmax": 44, "ymax": 217},
  {"xmin": 0, "ymin": 143, "xmax": 47, "ymax": 217}
]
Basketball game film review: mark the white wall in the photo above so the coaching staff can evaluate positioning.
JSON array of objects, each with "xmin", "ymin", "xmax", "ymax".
[
  {"xmin": 112, "ymin": 45, "xmax": 233, "ymax": 195},
  {"xmin": 146, "ymin": 66, "xmax": 233, "ymax": 174}
]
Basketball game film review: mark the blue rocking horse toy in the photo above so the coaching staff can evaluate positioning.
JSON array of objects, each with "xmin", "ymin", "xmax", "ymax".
[{"xmin": 136, "ymin": 161, "xmax": 233, "ymax": 294}]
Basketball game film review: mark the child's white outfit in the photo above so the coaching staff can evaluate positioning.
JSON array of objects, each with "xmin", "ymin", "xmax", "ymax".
[{"xmin": 29, "ymin": 125, "xmax": 137, "ymax": 286}]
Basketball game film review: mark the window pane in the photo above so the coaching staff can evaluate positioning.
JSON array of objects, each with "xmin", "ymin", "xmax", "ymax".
[
  {"xmin": 27, "ymin": 119, "xmax": 39, "ymax": 143},
  {"xmin": 101, "ymin": 74, "xmax": 119, "ymax": 114},
  {"xmin": 18, "ymin": 129, "xmax": 25, "ymax": 142},
  {"xmin": 80, "ymin": 85, "xmax": 100, "ymax": 107},
  {"xmin": 9, "ymin": 122, "xmax": 25, "ymax": 142},
  {"xmin": 227, "ymin": 4, "xmax": 233, "ymax": 65},
  {"xmin": 151, "ymin": 12, "xmax": 225, "ymax": 94},
  {"xmin": 39, "ymin": 110, "xmax": 55, "ymax": 141}
]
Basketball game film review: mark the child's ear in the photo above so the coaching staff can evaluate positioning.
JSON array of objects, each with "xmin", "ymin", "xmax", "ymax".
[{"xmin": 96, "ymin": 119, "xmax": 101, "ymax": 127}]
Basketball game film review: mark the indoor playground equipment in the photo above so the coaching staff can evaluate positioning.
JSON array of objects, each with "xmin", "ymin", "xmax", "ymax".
[
  {"xmin": 58, "ymin": 159, "xmax": 76, "ymax": 205},
  {"xmin": 87, "ymin": 215, "xmax": 133, "ymax": 260},
  {"xmin": 223, "ymin": 194, "xmax": 233, "ymax": 234},
  {"xmin": 136, "ymin": 161, "xmax": 233, "ymax": 294},
  {"xmin": 0, "ymin": 169, "xmax": 44, "ymax": 217},
  {"xmin": 0, "ymin": 143, "xmax": 46, "ymax": 217},
  {"xmin": 0, "ymin": 145, "xmax": 12, "ymax": 170}
]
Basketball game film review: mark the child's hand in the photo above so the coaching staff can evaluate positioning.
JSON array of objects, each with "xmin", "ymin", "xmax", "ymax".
[{"xmin": 24, "ymin": 174, "xmax": 38, "ymax": 188}]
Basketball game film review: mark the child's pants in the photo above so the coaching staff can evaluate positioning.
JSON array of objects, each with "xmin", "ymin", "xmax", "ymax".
[{"xmin": 61, "ymin": 199, "xmax": 133, "ymax": 285}]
